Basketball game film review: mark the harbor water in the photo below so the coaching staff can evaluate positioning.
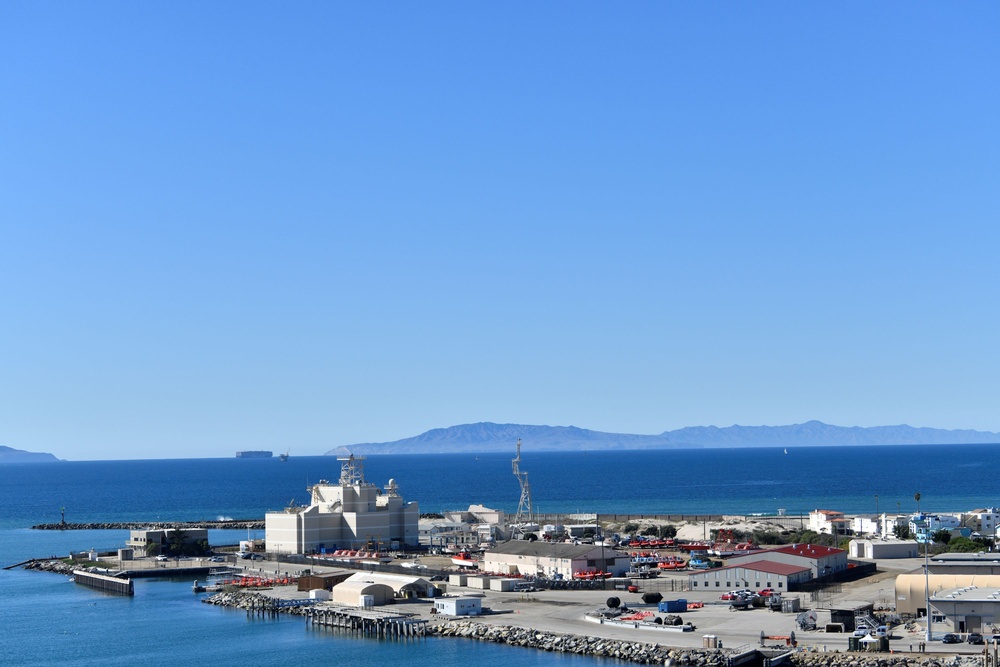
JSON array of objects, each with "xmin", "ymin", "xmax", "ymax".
[{"xmin": 2, "ymin": 444, "xmax": 998, "ymax": 665}]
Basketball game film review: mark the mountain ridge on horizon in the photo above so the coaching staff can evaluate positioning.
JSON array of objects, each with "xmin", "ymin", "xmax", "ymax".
[
  {"xmin": 0, "ymin": 445, "xmax": 61, "ymax": 463},
  {"xmin": 325, "ymin": 420, "xmax": 1000, "ymax": 455}
]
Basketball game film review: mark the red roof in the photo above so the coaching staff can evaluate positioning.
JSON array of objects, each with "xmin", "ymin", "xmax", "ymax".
[
  {"xmin": 771, "ymin": 543, "xmax": 845, "ymax": 558},
  {"xmin": 696, "ymin": 559, "xmax": 810, "ymax": 576}
]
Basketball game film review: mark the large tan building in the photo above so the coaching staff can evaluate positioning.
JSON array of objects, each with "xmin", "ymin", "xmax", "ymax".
[
  {"xmin": 265, "ymin": 455, "xmax": 419, "ymax": 554},
  {"xmin": 482, "ymin": 541, "xmax": 630, "ymax": 577}
]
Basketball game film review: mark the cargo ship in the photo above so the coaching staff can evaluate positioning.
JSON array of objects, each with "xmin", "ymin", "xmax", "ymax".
[{"xmin": 236, "ymin": 450, "xmax": 273, "ymax": 458}]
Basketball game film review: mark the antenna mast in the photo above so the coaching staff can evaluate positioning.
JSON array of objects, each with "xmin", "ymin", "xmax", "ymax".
[{"xmin": 512, "ymin": 438, "xmax": 534, "ymax": 524}]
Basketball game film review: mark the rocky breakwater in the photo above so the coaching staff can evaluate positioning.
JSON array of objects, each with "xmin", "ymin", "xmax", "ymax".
[
  {"xmin": 202, "ymin": 589, "xmax": 309, "ymax": 616},
  {"xmin": 32, "ymin": 520, "xmax": 265, "ymax": 530},
  {"xmin": 430, "ymin": 620, "xmax": 727, "ymax": 665},
  {"xmin": 791, "ymin": 652, "xmax": 981, "ymax": 667},
  {"xmin": 24, "ymin": 559, "xmax": 76, "ymax": 575}
]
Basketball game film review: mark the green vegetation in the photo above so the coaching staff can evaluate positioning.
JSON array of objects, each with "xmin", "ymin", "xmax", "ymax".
[
  {"xmin": 931, "ymin": 529, "xmax": 953, "ymax": 545},
  {"xmin": 623, "ymin": 523, "xmax": 639, "ymax": 534}
]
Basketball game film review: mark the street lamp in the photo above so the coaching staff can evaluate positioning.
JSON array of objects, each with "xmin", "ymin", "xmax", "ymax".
[{"xmin": 916, "ymin": 492, "xmax": 930, "ymax": 643}]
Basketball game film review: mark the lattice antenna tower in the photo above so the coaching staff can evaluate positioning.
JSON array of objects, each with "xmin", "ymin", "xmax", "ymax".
[
  {"xmin": 338, "ymin": 453, "xmax": 367, "ymax": 485},
  {"xmin": 512, "ymin": 438, "xmax": 534, "ymax": 523}
]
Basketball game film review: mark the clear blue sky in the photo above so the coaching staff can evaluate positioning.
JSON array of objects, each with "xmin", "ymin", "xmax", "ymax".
[{"xmin": 2, "ymin": 3, "xmax": 997, "ymax": 460}]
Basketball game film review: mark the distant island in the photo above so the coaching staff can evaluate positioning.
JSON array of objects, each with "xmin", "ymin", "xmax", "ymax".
[
  {"xmin": 325, "ymin": 420, "xmax": 1000, "ymax": 455},
  {"xmin": 0, "ymin": 445, "xmax": 61, "ymax": 463}
]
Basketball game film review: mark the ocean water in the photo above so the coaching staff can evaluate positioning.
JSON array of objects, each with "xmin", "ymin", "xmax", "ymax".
[{"xmin": 2, "ymin": 444, "xmax": 998, "ymax": 666}]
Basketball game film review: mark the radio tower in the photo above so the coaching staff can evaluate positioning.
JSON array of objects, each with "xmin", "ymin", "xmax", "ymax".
[{"xmin": 512, "ymin": 438, "xmax": 534, "ymax": 525}]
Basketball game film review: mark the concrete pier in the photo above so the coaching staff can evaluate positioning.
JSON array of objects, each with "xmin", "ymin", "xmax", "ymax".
[
  {"xmin": 73, "ymin": 570, "xmax": 134, "ymax": 596},
  {"xmin": 306, "ymin": 605, "xmax": 427, "ymax": 638}
]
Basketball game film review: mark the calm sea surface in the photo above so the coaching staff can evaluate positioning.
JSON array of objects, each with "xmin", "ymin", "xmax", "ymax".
[{"xmin": 2, "ymin": 444, "xmax": 998, "ymax": 666}]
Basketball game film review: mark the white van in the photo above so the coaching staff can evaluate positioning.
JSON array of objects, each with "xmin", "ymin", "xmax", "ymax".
[
  {"xmin": 874, "ymin": 626, "xmax": 888, "ymax": 638},
  {"xmin": 852, "ymin": 626, "xmax": 872, "ymax": 638}
]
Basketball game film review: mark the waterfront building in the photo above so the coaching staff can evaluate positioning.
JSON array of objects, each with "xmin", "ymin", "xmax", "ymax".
[
  {"xmin": 126, "ymin": 527, "xmax": 209, "ymax": 557},
  {"xmin": 433, "ymin": 597, "xmax": 482, "ymax": 616},
  {"xmin": 265, "ymin": 454, "xmax": 419, "ymax": 554},
  {"xmin": 481, "ymin": 541, "xmax": 630, "ymax": 577},
  {"xmin": 330, "ymin": 572, "xmax": 436, "ymax": 606}
]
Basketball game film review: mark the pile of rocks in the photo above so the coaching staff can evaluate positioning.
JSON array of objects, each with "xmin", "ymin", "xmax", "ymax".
[
  {"xmin": 24, "ymin": 559, "xmax": 76, "ymax": 575},
  {"xmin": 202, "ymin": 590, "xmax": 309, "ymax": 616},
  {"xmin": 31, "ymin": 520, "xmax": 265, "ymax": 530},
  {"xmin": 791, "ymin": 652, "xmax": 981, "ymax": 667},
  {"xmin": 430, "ymin": 620, "xmax": 726, "ymax": 665}
]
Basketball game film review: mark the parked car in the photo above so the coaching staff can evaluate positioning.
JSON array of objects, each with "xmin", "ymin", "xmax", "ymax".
[
  {"xmin": 154, "ymin": 555, "xmax": 169, "ymax": 561},
  {"xmin": 968, "ymin": 633, "xmax": 985, "ymax": 645},
  {"xmin": 208, "ymin": 556, "xmax": 225, "ymax": 562},
  {"xmin": 758, "ymin": 588, "xmax": 775, "ymax": 597},
  {"xmin": 942, "ymin": 633, "xmax": 961, "ymax": 644},
  {"xmin": 720, "ymin": 592, "xmax": 737, "ymax": 600}
]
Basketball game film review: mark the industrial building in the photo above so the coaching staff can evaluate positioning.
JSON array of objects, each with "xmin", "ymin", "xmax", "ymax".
[
  {"xmin": 433, "ymin": 597, "xmax": 482, "ymax": 616},
  {"xmin": 126, "ymin": 527, "xmax": 209, "ymax": 557},
  {"xmin": 727, "ymin": 543, "xmax": 848, "ymax": 578},
  {"xmin": 848, "ymin": 539, "xmax": 920, "ymax": 560},
  {"xmin": 481, "ymin": 541, "xmax": 630, "ymax": 577},
  {"xmin": 265, "ymin": 454, "xmax": 419, "ymax": 554},
  {"xmin": 895, "ymin": 552, "xmax": 1000, "ymax": 616},
  {"xmin": 928, "ymin": 586, "xmax": 1000, "ymax": 634},
  {"xmin": 330, "ymin": 572, "xmax": 436, "ymax": 606},
  {"xmin": 688, "ymin": 560, "xmax": 812, "ymax": 592}
]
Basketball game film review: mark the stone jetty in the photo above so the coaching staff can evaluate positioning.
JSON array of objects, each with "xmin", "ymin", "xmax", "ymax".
[
  {"xmin": 429, "ymin": 621, "xmax": 984, "ymax": 667},
  {"xmin": 24, "ymin": 559, "xmax": 76, "ymax": 575},
  {"xmin": 430, "ymin": 620, "xmax": 725, "ymax": 665},
  {"xmin": 31, "ymin": 519, "xmax": 264, "ymax": 530},
  {"xmin": 202, "ymin": 590, "xmax": 311, "ymax": 616}
]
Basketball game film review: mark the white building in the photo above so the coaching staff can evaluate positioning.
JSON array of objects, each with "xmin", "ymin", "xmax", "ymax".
[
  {"xmin": 434, "ymin": 597, "xmax": 482, "ymax": 616},
  {"xmin": 965, "ymin": 508, "xmax": 1000, "ymax": 538},
  {"xmin": 848, "ymin": 538, "xmax": 919, "ymax": 560},
  {"xmin": 809, "ymin": 510, "xmax": 850, "ymax": 535},
  {"xmin": 265, "ymin": 455, "xmax": 419, "ymax": 555},
  {"xmin": 851, "ymin": 516, "xmax": 880, "ymax": 537}
]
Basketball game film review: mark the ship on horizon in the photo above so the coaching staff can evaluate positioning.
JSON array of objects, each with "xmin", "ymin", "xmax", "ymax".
[{"xmin": 236, "ymin": 450, "xmax": 273, "ymax": 459}]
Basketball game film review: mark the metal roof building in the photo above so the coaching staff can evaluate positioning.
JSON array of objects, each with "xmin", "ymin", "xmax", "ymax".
[
  {"xmin": 688, "ymin": 559, "xmax": 812, "ymax": 593},
  {"xmin": 482, "ymin": 541, "xmax": 630, "ymax": 577}
]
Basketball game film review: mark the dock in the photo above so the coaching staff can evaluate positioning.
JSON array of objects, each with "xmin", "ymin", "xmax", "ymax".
[
  {"xmin": 306, "ymin": 604, "xmax": 428, "ymax": 638},
  {"xmin": 73, "ymin": 570, "xmax": 134, "ymax": 596}
]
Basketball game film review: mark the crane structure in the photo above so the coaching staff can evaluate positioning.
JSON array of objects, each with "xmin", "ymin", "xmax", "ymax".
[{"xmin": 511, "ymin": 438, "xmax": 535, "ymax": 525}]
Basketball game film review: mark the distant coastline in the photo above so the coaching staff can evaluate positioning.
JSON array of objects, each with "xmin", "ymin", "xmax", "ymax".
[
  {"xmin": 327, "ymin": 420, "xmax": 1000, "ymax": 455},
  {"xmin": 0, "ymin": 446, "xmax": 60, "ymax": 463}
]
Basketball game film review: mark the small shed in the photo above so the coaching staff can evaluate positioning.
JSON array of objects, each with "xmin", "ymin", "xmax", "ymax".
[
  {"xmin": 434, "ymin": 597, "xmax": 482, "ymax": 616},
  {"xmin": 298, "ymin": 572, "xmax": 352, "ymax": 592}
]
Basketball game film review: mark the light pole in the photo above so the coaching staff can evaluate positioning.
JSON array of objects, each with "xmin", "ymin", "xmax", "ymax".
[{"xmin": 916, "ymin": 492, "xmax": 930, "ymax": 643}]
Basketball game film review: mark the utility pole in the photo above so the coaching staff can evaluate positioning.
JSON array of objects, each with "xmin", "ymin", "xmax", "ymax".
[{"xmin": 916, "ymin": 492, "xmax": 930, "ymax": 643}]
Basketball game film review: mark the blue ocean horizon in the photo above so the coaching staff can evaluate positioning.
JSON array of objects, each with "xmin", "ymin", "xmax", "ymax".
[{"xmin": 2, "ymin": 443, "xmax": 998, "ymax": 666}]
